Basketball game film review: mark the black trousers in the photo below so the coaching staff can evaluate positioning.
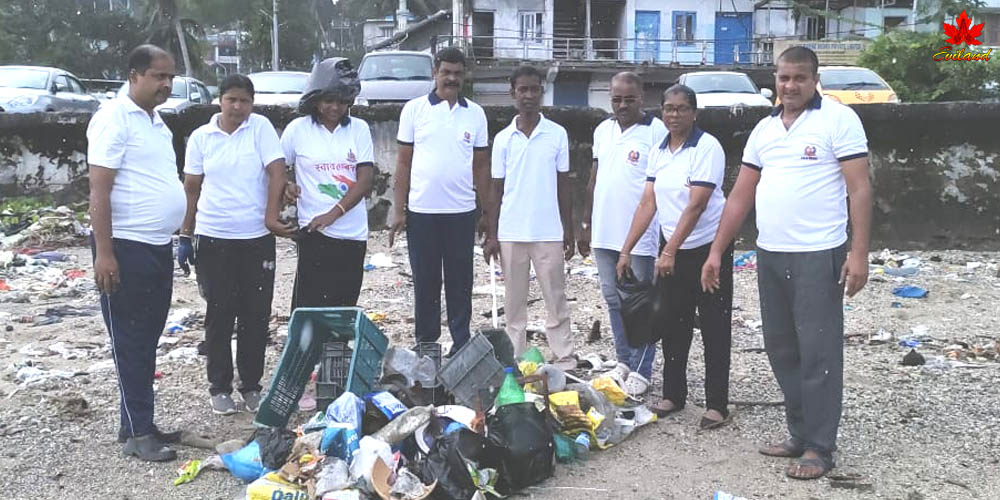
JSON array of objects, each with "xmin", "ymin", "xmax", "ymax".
[
  {"xmin": 291, "ymin": 231, "xmax": 367, "ymax": 310},
  {"xmin": 657, "ymin": 242, "xmax": 734, "ymax": 413},
  {"xmin": 91, "ymin": 237, "xmax": 172, "ymax": 438},
  {"xmin": 405, "ymin": 210, "xmax": 476, "ymax": 348},
  {"xmin": 195, "ymin": 234, "xmax": 276, "ymax": 396}
]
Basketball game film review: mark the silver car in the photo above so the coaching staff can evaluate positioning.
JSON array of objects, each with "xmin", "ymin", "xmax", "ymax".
[
  {"xmin": 354, "ymin": 51, "xmax": 435, "ymax": 106},
  {"xmin": 117, "ymin": 76, "xmax": 213, "ymax": 114},
  {"xmin": 0, "ymin": 66, "xmax": 100, "ymax": 113}
]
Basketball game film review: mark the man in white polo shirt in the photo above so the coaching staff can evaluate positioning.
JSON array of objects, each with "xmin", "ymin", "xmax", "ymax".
[
  {"xmin": 87, "ymin": 45, "xmax": 186, "ymax": 462},
  {"xmin": 702, "ymin": 46, "xmax": 872, "ymax": 480},
  {"xmin": 389, "ymin": 47, "xmax": 490, "ymax": 353},
  {"xmin": 579, "ymin": 72, "xmax": 667, "ymax": 391},
  {"xmin": 483, "ymin": 65, "xmax": 575, "ymax": 370}
]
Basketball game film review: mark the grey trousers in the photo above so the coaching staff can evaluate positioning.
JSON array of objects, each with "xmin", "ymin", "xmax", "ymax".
[{"xmin": 757, "ymin": 243, "xmax": 847, "ymax": 456}]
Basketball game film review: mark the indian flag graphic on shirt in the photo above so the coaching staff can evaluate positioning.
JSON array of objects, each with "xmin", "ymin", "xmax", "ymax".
[{"xmin": 317, "ymin": 150, "xmax": 357, "ymax": 200}]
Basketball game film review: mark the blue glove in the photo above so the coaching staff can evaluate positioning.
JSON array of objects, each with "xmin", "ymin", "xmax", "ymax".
[{"xmin": 177, "ymin": 236, "xmax": 196, "ymax": 276}]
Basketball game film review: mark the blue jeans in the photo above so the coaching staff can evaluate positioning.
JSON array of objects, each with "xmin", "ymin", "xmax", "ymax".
[{"xmin": 593, "ymin": 247, "xmax": 656, "ymax": 379}]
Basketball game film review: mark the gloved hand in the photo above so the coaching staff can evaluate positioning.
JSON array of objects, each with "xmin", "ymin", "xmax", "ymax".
[{"xmin": 177, "ymin": 235, "xmax": 196, "ymax": 276}]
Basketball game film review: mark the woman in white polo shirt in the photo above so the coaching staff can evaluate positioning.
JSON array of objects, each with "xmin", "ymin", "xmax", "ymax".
[
  {"xmin": 282, "ymin": 58, "xmax": 373, "ymax": 312},
  {"xmin": 616, "ymin": 84, "xmax": 734, "ymax": 430},
  {"xmin": 179, "ymin": 74, "xmax": 293, "ymax": 415}
]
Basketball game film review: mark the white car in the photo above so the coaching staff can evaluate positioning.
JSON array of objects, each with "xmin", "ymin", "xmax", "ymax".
[
  {"xmin": 246, "ymin": 71, "xmax": 309, "ymax": 107},
  {"xmin": 118, "ymin": 76, "xmax": 212, "ymax": 113},
  {"xmin": 676, "ymin": 71, "xmax": 773, "ymax": 108},
  {"xmin": 354, "ymin": 51, "xmax": 435, "ymax": 106}
]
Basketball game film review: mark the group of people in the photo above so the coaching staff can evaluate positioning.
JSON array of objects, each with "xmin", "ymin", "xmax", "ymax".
[{"xmin": 87, "ymin": 42, "xmax": 871, "ymax": 482}]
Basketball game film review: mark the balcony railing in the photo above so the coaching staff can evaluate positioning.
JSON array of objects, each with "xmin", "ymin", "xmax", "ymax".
[{"xmin": 433, "ymin": 35, "xmax": 776, "ymax": 66}]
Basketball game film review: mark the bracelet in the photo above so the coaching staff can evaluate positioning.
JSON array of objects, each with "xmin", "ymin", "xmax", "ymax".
[
  {"xmin": 179, "ymin": 232, "xmax": 193, "ymax": 239},
  {"xmin": 334, "ymin": 203, "xmax": 346, "ymax": 216},
  {"xmin": 661, "ymin": 250, "xmax": 674, "ymax": 257}
]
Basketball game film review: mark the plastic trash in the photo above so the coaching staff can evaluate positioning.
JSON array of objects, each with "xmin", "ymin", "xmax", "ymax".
[
  {"xmin": 372, "ymin": 405, "xmax": 433, "ymax": 445},
  {"xmin": 519, "ymin": 347, "xmax": 545, "ymax": 364},
  {"xmin": 320, "ymin": 423, "xmax": 360, "ymax": 462},
  {"xmin": 390, "ymin": 467, "xmax": 431, "ymax": 499},
  {"xmin": 733, "ymin": 250, "xmax": 757, "ymax": 270},
  {"xmin": 365, "ymin": 391, "xmax": 408, "ymax": 420},
  {"xmin": 495, "ymin": 367, "xmax": 526, "ymax": 407},
  {"xmin": 315, "ymin": 458, "xmax": 351, "ymax": 496},
  {"xmin": 220, "ymin": 440, "xmax": 266, "ymax": 482},
  {"xmin": 573, "ymin": 432, "xmax": 591, "ymax": 458},
  {"xmin": 902, "ymin": 349, "xmax": 926, "ymax": 366},
  {"xmin": 591, "ymin": 375, "xmax": 627, "ymax": 406},
  {"xmin": 368, "ymin": 252, "xmax": 396, "ymax": 268},
  {"xmin": 487, "ymin": 402, "xmax": 554, "ymax": 492},
  {"xmin": 246, "ymin": 472, "xmax": 308, "ymax": 500},
  {"xmin": 883, "ymin": 265, "xmax": 919, "ymax": 277},
  {"xmin": 715, "ymin": 492, "xmax": 748, "ymax": 500},
  {"xmin": 617, "ymin": 267, "xmax": 662, "ymax": 347},
  {"xmin": 892, "ymin": 285, "xmax": 928, "ymax": 298},
  {"xmin": 535, "ymin": 364, "xmax": 567, "ymax": 393},
  {"xmin": 383, "ymin": 347, "xmax": 438, "ymax": 388},
  {"xmin": 325, "ymin": 391, "xmax": 365, "ymax": 429},
  {"xmin": 173, "ymin": 459, "xmax": 204, "ymax": 486},
  {"xmin": 552, "ymin": 433, "xmax": 578, "ymax": 463},
  {"xmin": 349, "ymin": 436, "xmax": 393, "ymax": 483}
]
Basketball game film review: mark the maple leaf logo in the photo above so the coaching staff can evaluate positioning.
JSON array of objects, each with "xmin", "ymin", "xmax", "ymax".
[{"xmin": 943, "ymin": 10, "xmax": 985, "ymax": 46}]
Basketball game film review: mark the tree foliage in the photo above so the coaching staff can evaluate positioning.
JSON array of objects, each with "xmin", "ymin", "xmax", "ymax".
[{"xmin": 858, "ymin": 30, "xmax": 1000, "ymax": 102}]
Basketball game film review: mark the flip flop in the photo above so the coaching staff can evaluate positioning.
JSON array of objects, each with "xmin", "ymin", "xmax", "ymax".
[
  {"xmin": 698, "ymin": 409, "xmax": 732, "ymax": 431},
  {"xmin": 650, "ymin": 399, "xmax": 683, "ymax": 418},
  {"xmin": 758, "ymin": 439, "xmax": 806, "ymax": 458},
  {"xmin": 786, "ymin": 456, "xmax": 835, "ymax": 480}
]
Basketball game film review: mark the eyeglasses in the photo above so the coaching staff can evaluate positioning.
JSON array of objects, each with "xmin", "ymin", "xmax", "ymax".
[{"xmin": 662, "ymin": 105, "xmax": 693, "ymax": 115}]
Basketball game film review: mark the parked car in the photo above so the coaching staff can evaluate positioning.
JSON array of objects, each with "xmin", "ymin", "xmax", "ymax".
[
  {"xmin": 117, "ymin": 76, "xmax": 212, "ymax": 113},
  {"xmin": 246, "ymin": 71, "xmax": 310, "ymax": 107},
  {"xmin": 676, "ymin": 71, "xmax": 773, "ymax": 108},
  {"xmin": 354, "ymin": 51, "xmax": 435, "ymax": 106},
  {"xmin": 817, "ymin": 66, "xmax": 899, "ymax": 104},
  {"xmin": 0, "ymin": 65, "xmax": 100, "ymax": 113}
]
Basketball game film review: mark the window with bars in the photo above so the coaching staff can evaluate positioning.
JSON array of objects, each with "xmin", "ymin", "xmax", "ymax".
[
  {"xmin": 673, "ymin": 11, "xmax": 696, "ymax": 44},
  {"xmin": 519, "ymin": 12, "xmax": 543, "ymax": 43},
  {"xmin": 805, "ymin": 16, "xmax": 826, "ymax": 40}
]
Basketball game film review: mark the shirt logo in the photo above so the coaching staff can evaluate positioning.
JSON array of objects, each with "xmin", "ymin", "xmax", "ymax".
[
  {"xmin": 463, "ymin": 131, "xmax": 471, "ymax": 143},
  {"xmin": 627, "ymin": 150, "xmax": 640, "ymax": 165},
  {"xmin": 346, "ymin": 149, "xmax": 356, "ymax": 163},
  {"xmin": 801, "ymin": 145, "xmax": 818, "ymax": 160}
]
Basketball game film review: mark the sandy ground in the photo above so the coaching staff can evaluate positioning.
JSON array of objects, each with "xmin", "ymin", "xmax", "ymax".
[{"xmin": 1, "ymin": 231, "xmax": 998, "ymax": 499}]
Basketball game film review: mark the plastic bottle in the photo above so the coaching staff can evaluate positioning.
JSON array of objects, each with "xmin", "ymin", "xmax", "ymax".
[
  {"xmin": 495, "ymin": 367, "xmax": 525, "ymax": 406},
  {"xmin": 573, "ymin": 432, "xmax": 590, "ymax": 459}
]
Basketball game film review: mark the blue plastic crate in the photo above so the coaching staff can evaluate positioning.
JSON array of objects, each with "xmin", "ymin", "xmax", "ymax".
[{"xmin": 255, "ymin": 307, "xmax": 388, "ymax": 428}]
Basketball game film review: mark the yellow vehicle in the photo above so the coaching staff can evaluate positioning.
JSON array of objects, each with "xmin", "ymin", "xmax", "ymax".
[{"xmin": 817, "ymin": 66, "xmax": 899, "ymax": 104}]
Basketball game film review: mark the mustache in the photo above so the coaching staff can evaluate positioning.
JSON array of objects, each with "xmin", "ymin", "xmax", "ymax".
[{"xmin": 443, "ymin": 81, "xmax": 460, "ymax": 87}]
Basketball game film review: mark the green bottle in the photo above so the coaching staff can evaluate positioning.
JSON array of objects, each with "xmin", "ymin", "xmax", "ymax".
[{"xmin": 495, "ymin": 367, "xmax": 525, "ymax": 407}]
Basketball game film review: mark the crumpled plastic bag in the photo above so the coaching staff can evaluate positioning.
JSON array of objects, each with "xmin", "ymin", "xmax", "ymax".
[
  {"xmin": 590, "ymin": 375, "xmax": 627, "ymax": 406},
  {"xmin": 315, "ymin": 457, "xmax": 351, "ymax": 497},
  {"xmin": 246, "ymin": 472, "xmax": 308, "ymax": 500},
  {"xmin": 326, "ymin": 392, "xmax": 365, "ymax": 430},
  {"xmin": 221, "ymin": 440, "xmax": 267, "ymax": 482},
  {"xmin": 349, "ymin": 436, "xmax": 393, "ymax": 483}
]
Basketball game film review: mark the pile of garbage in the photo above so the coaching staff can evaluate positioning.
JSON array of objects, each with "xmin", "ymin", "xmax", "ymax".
[
  {"xmin": 0, "ymin": 205, "xmax": 90, "ymax": 250},
  {"xmin": 175, "ymin": 327, "xmax": 658, "ymax": 499}
]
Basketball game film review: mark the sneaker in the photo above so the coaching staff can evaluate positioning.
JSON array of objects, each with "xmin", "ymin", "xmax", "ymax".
[
  {"xmin": 123, "ymin": 434, "xmax": 177, "ymax": 462},
  {"xmin": 210, "ymin": 393, "xmax": 239, "ymax": 415},
  {"xmin": 624, "ymin": 372, "xmax": 650, "ymax": 399},
  {"xmin": 241, "ymin": 391, "xmax": 262, "ymax": 413},
  {"xmin": 611, "ymin": 362, "xmax": 630, "ymax": 382}
]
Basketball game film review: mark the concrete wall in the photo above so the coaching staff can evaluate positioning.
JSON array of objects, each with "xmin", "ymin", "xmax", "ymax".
[{"xmin": 2, "ymin": 102, "xmax": 999, "ymax": 250}]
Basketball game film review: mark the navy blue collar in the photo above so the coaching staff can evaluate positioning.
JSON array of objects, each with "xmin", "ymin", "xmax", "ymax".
[
  {"xmin": 659, "ymin": 126, "xmax": 704, "ymax": 150},
  {"xmin": 428, "ymin": 90, "xmax": 468, "ymax": 107},
  {"xmin": 339, "ymin": 114, "xmax": 351, "ymax": 127},
  {"xmin": 611, "ymin": 112, "xmax": 656, "ymax": 127},
  {"xmin": 770, "ymin": 92, "xmax": 822, "ymax": 117}
]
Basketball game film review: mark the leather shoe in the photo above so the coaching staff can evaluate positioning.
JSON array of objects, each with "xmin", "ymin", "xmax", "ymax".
[
  {"xmin": 123, "ymin": 434, "xmax": 177, "ymax": 462},
  {"xmin": 117, "ymin": 425, "xmax": 182, "ymax": 444}
]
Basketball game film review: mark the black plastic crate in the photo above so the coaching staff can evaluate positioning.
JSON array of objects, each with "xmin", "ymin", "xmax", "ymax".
[{"xmin": 317, "ymin": 341, "xmax": 351, "ymax": 412}]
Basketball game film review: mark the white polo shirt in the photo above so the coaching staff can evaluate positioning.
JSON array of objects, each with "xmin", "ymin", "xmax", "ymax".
[
  {"xmin": 743, "ymin": 93, "xmax": 868, "ymax": 252},
  {"xmin": 86, "ymin": 96, "xmax": 185, "ymax": 245},
  {"xmin": 397, "ymin": 92, "xmax": 489, "ymax": 214},
  {"xmin": 492, "ymin": 114, "xmax": 569, "ymax": 242},
  {"xmin": 184, "ymin": 113, "xmax": 284, "ymax": 239},
  {"xmin": 646, "ymin": 127, "xmax": 727, "ymax": 250},
  {"xmin": 591, "ymin": 113, "xmax": 667, "ymax": 256},
  {"xmin": 281, "ymin": 115, "xmax": 374, "ymax": 241}
]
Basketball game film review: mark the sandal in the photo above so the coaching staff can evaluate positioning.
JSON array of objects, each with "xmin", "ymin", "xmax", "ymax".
[
  {"xmin": 785, "ymin": 455, "xmax": 835, "ymax": 480},
  {"xmin": 650, "ymin": 399, "xmax": 683, "ymax": 417},
  {"xmin": 698, "ymin": 409, "xmax": 731, "ymax": 431},
  {"xmin": 758, "ymin": 438, "xmax": 805, "ymax": 458}
]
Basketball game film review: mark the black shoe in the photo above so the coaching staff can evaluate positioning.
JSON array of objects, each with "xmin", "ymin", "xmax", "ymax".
[
  {"xmin": 117, "ymin": 425, "xmax": 182, "ymax": 444},
  {"xmin": 122, "ymin": 434, "xmax": 177, "ymax": 462}
]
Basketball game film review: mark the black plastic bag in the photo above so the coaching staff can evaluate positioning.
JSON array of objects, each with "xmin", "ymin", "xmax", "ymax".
[
  {"xmin": 617, "ymin": 267, "xmax": 662, "ymax": 347},
  {"xmin": 252, "ymin": 427, "xmax": 297, "ymax": 470},
  {"xmin": 298, "ymin": 57, "xmax": 360, "ymax": 115},
  {"xmin": 487, "ymin": 402, "xmax": 554, "ymax": 493},
  {"xmin": 421, "ymin": 429, "xmax": 500, "ymax": 500}
]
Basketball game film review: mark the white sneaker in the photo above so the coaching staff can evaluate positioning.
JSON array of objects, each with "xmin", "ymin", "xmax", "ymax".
[
  {"xmin": 611, "ymin": 362, "xmax": 630, "ymax": 382},
  {"xmin": 624, "ymin": 372, "xmax": 650, "ymax": 398}
]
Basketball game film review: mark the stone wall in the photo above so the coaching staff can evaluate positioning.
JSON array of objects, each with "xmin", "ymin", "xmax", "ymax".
[{"xmin": 1, "ymin": 102, "xmax": 998, "ymax": 249}]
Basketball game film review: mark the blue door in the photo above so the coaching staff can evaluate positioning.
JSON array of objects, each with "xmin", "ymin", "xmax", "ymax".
[
  {"xmin": 635, "ymin": 11, "xmax": 660, "ymax": 62},
  {"xmin": 715, "ymin": 12, "xmax": 752, "ymax": 64}
]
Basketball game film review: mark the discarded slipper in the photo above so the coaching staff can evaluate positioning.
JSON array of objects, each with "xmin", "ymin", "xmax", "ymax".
[{"xmin": 624, "ymin": 372, "xmax": 649, "ymax": 398}]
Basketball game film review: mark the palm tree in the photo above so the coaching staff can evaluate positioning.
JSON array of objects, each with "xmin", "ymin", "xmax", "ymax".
[{"xmin": 143, "ymin": 0, "xmax": 202, "ymax": 77}]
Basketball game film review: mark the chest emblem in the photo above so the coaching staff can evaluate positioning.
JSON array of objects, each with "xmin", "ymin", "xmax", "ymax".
[
  {"xmin": 346, "ymin": 149, "xmax": 357, "ymax": 163},
  {"xmin": 627, "ymin": 150, "xmax": 640, "ymax": 165},
  {"xmin": 463, "ymin": 131, "xmax": 471, "ymax": 143},
  {"xmin": 801, "ymin": 145, "xmax": 818, "ymax": 160}
]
